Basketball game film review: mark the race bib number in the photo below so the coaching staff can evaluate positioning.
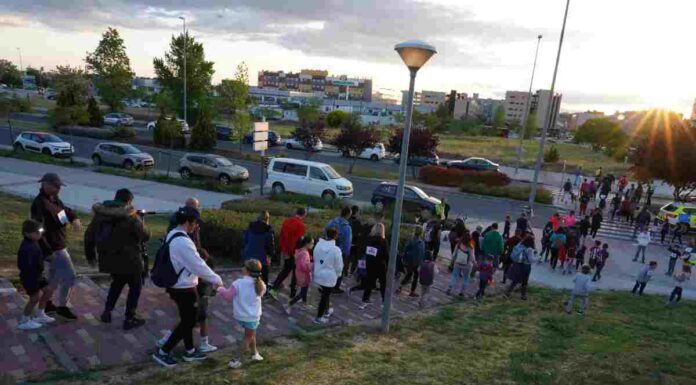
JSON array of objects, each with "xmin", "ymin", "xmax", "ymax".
[
  {"xmin": 366, "ymin": 246, "xmax": 378, "ymax": 257},
  {"xmin": 57, "ymin": 210, "xmax": 69, "ymax": 225},
  {"xmin": 358, "ymin": 259, "xmax": 366, "ymax": 269}
]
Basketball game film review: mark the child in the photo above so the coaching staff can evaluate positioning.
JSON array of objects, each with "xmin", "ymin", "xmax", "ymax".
[
  {"xmin": 588, "ymin": 240, "xmax": 601, "ymax": 269},
  {"xmin": 475, "ymin": 255, "xmax": 494, "ymax": 300},
  {"xmin": 564, "ymin": 245, "xmax": 577, "ymax": 275},
  {"xmin": 17, "ymin": 220, "xmax": 55, "ymax": 330},
  {"xmin": 503, "ymin": 215, "xmax": 511, "ymax": 239},
  {"xmin": 219, "ymin": 259, "xmax": 266, "ymax": 369},
  {"xmin": 667, "ymin": 261, "xmax": 691, "ymax": 306},
  {"xmin": 565, "ymin": 265, "xmax": 592, "ymax": 315},
  {"xmin": 632, "ymin": 261, "xmax": 657, "ymax": 296},
  {"xmin": 575, "ymin": 240, "xmax": 588, "ymax": 271},
  {"xmin": 650, "ymin": 218, "xmax": 660, "ymax": 240},
  {"xmin": 284, "ymin": 237, "xmax": 314, "ymax": 314},
  {"xmin": 418, "ymin": 251, "xmax": 438, "ymax": 308}
]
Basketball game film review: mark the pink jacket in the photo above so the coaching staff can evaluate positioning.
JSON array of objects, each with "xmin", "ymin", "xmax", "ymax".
[{"xmin": 294, "ymin": 248, "xmax": 313, "ymax": 288}]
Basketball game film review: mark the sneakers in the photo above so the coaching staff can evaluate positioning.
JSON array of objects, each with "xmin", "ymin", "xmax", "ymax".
[
  {"xmin": 250, "ymin": 352, "xmax": 264, "ymax": 362},
  {"xmin": 56, "ymin": 306, "xmax": 77, "ymax": 321},
  {"xmin": 152, "ymin": 350, "xmax": 177, "ymax": 368},
  {"xmin": 17, "ymin": 317, "xmax": 43, "ymax": 330},
  {"xmin": 228, "ymin": 359, "xmax": 242, "ymax": 369},
  {"xmin": 44, "ymin": 301, "xmax": 57, "ymax": 314},
  {"xmin": 100, "ymin": 311, "xmax": 112, "ymax": 323},
  {"xmin": 182, "ymin": 350, "xmax": 207, "ymax": 362},
  {"xmin": 313, "ymin": 317, "xmax": 329, "ymax": 325},
  {"xmin": 326, "ymin": 307, "xmax": 334, "ymax": 317},
  {"xmin": 33, "ymin": 310, "xmax": 56, "ymax": 324},
  {"xmin": 123, "ymin": 317, "xmax": 146, "ymax": 331},
  {"xmin": 199, "ymin": 341, "xmax": 218, "ymax": 353},
  {"xmin": 358, "ymin": 302, "xmax": 372, "ymax": 310}
]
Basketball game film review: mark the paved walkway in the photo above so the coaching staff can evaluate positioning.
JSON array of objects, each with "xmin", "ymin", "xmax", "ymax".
[{"xmin": 0, "ymin": 157, "xmax": 242, "ymax": 212}]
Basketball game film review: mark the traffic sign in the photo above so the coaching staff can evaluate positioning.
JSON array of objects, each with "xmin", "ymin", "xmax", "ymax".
[{"xmin": 253, "ymin": 122, "xmax": 269, "ymax": 151}]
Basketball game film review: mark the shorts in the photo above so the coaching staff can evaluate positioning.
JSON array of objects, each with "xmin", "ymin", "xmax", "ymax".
[
  {"xmin": 197, "ymin": 295, "xmax": 210, "ymax": 322},
  {"xmin": 237, "ymin": 320, "xmax": 260, "ymax": 330},
  {"xmin": 23, "ymin": 277, "xmax": 48, "ymax": 296}
]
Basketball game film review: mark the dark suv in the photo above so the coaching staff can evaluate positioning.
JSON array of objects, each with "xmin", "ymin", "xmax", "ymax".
[{"xmin": 371, "ymin": 182, "xmax": 443, "ymax": 217}]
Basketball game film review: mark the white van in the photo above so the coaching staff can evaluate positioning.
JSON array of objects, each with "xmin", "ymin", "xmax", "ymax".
[{"xmin": 266, "ymin": 158, "xmax": 353, "ymax": 199}]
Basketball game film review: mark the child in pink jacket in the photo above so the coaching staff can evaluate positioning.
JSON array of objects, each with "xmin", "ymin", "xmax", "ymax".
[{"xmin": 284, "ymin": 236, "xmax": 314, "ymax": 314}]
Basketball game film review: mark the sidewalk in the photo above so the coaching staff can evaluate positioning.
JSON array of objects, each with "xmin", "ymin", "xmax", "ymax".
[{"xmin": 0, "ymin": 157, "xmax": 242, "ymax": 212}]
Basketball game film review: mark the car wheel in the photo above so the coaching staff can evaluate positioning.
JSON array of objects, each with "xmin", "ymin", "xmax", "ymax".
[
  {"xmin": 272, "ymin": 183, "xmax": 285, "ymax": 195},
  {"xmin": 180, "ymin": 167, "xmax": 192, "ymax": 179},
  {"xmin": 370, "ymin": 154, "xmax": 379, "ymax": 161},
  {"xmin": 92, "ymin": 154, "xmax": 102, "ymax": 165},
  {"xmin": 13, "ymin": 143, "xmax": 24, "ymax": 152},
  {"xmin": 322, "ymin": 190, "xmax": 336, "ymax": 201},
  {"xmin": 123, "ymin": 160, "xmax": 134, "ymax": 170},
  {"xmin": 286, "ymin": 143, "xmax": 293, "ymax": 150},
  {"xmin": 219, "ymin": 174, "xmax": 231, "ymax": 185},
  {"xmin": 41, "ymin": 148, "xmax": 52, "ymax": 156}
]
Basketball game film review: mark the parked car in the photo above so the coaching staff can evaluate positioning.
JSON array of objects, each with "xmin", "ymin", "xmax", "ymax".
[
  {"xmin": 393, "ymin": 153, "xmax": 440, "ymax": 167},
  {"xmin": 446, "ymin": 157, "xmax": 500, "ymax": 172},
  {"xmin": 265, "ymin": 158, "xmax": 352, "ymax": 200},
  {"xmin": 91, "ymin": 143, "xmax": 154, "ymax": 169},
  {"xmin": 147, "ymin": 117, "xmax": 190, "ymax": 134},
  {"xmin": 371, "ymin": 182, "xmax": 443, "ymax": 217},
  {"xmin": 342, "ymin": 143, "xmax": 386, "ymax": 161},
  {"xmin": 216, "ymin": 125, "xmax": 232, "ymax": 141},
  {"xmin": 13, "ymin": 132, "xmax": 74, "ymax": 158},
  {"xmin": 659, "ymin": 202, "xmax": 696, "ymax": 232},
  {"xmin": 103, "ymin": 113, "xmax": 134, "ymax": 126},
  {"xmin": 284, "ymin": 137, "xmax": 323, "ymax": 152},
  {"xmin": 179, "ymin": 153, "xmax": 249, "ymax": 184},
  {"xmin": 243, "ymin": 130, "xmax": 282, "ymax": 146}
]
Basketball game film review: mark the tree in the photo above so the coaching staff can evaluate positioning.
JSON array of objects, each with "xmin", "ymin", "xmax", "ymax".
[
  {"xmin": 217, "ymin": 62, "xmax": 250, "ymax": 149},
  {"xmin": 85, "ymin": 27, "xmax": 134, "ymax": 112},
  {"xmin": 574, "ymin": 118, "xmax": 628, "ymax": 154},
  {"xmin": 331, "ymin": 113, "xmax": 379, "ymax": 173},
  {"xmin": 25, "ymin": 67, "xmax": 51, "ymax": 88},
  {"xmin": 153, "ymin": 32, "xmax": 214, "ymax": 124},
  {"xmin": 49, "ymin": 66, "xmax": 90, "ymax": 127},
  {"xmin": 87, "ymin": 97, "xmax": 103, "ymax": 127},
  {"xmin": 190, "ymin": 101, "xmax": 217, "ymax": 150},
  {"xmin": 0, "ymin": 59, "xmax": 22, "ymax": 88},
  {"xmin": 297, "ymin": 99, "xmax": 322, "ymax": 127},
  {"xmin": 387, "ymin": 128, "xmax": 439, "ymax": 157},
  {"xmin": 632, "ymin": 111, "xmax": 696, "ymax": 201},
  {"xmin": 544, "ymin": 146, "xmax": 560, "ymax": 163},
  {"xmin": 492, "ymin": 105, "xmax": 505, "ymax": 130},
  {"xmin": 327, "ymin": 110, "xmax": 347, "ymax": 128},
  {"xmin": 523, "ymin": 111, "xmax": 538, "ymax": 139},
  {"xmin": 154, "ymin": 89, "xmax": 177, "ymax": 116}
]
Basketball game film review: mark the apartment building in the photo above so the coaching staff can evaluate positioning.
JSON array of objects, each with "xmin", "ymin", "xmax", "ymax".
[
  {"xmin": 504, "ymin": 89, "xmax": 562, "ymax": 130},
  {"xmin": 401, "ymin": 90, "xmax": 447, "ymax": 113},
  {"xmin": 257, "ymin": 69, "xmax": 372, "ymax": 102}
]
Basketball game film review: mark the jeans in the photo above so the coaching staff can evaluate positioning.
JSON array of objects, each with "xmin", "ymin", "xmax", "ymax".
[
  {"xmin": 162, "ymin": 288, "xmax": 198, "ymax": 352},
  {"xmin": 505, "ymin": 263, "xmax": 531, "ymax": 298},
  {"xmin": 667, "ymin": 258, "xmax": 678, "ymax": 276},
  {"xmin": 592, "ymin": 263, "xmax": 604, "ymax": 281},
  {"xmin": 669, "ymin": 286, "xmax": 683, "ymax": 303},
  {"xmin": 633, "ymin": 245, "xmax": 647, "ymax": 263},
  {"xmin": 289, "ymin": 286, "xmax": 308, "ymax": 306},
  {"xmin": 400, "ymin": 265, "xmax": 419, "ymax": 293},
  {"xmin": 317, "ymin": 285, "xmax": 333, "ymax": 318},
  {"xmin": 104, "ymin": 273, "xmax": 142, "ymax": 319},
  {"xmin": 363, "ymin": 268, "xmax": 386, "ymax": 303},
  {"xmin": 271, "ymin": 255, "xmax": 297, "ymax": 297},
  {"xmin": 448, "ymin": 264, "xmax": 471, "ymax": 294},
  {"xmin": 565, "ymin": 293, "xmax": 588, "ymax": 313},
  {"xmin": 563, "ymin": 259, "xmax": 576, "ymax": 274},
  {"xmin": 47, "ymin": 249, "xmax": 76, "ymax": 307},
  {"xmin": 632, "ymin": 281, "xmax": 647, "ymax": 295}
]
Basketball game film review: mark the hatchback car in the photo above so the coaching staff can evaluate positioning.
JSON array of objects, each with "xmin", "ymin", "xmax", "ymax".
[
  {"xmin": 243, "ymin": 130, "xmax": 282, "ymax": 146},
  {"xmin": 371, "ymin": 182, "xmax": 443, "ymax": 218},
  {"xmin": 13, "ymin": 132, "xmax": 74, "ymax": 158},
  {"xmin": 342, "ymin": 143, "xmax": 387, "ymax": 161},
  {"xmin": 147, "ymin": 117, "xmax": 190, "ymax": 134},
  {"xmin": 91, "ymin": 143, "xmax": 154, "ymax": 169},
  {"xmin": 284, "ymin": 137, "xmax": 323, "ymax": 152},
  {"xmin": 659, "ymin": 202, "xmax": 696, "ymax": 232},
  {"xmin": 179, "ymin": 154, "xmax": 249, "ymax": 184},
  {"xmin": 103, "ymin": 113, "xmax": 134, "ymax": 126},
  {"xmin": 446, "ymin": 157, "xmax": 500, "ymax": 172}
]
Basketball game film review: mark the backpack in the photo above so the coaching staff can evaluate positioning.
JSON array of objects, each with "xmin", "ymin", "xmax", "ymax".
[
  {"xmin": 151, "ymin": 232, "xmax": 189, "ymax": 288},
  {"xmin": 510, "ymin": 243, "xmax": 526, "ymax": 263}
]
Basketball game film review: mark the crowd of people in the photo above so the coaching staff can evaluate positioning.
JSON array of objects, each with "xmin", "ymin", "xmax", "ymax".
[{"xmin": 13, "ymin": 171, "xmax": 695, "ymax": 371}]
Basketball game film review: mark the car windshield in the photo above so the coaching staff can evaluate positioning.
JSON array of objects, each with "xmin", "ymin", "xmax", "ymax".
[
  {"xmin": 40, "ymin": 134, "xmax": 63, "ymax": 143},
  {"xmin": 214, "ymin": 157, "xmax": 233, "ymax": 166},
  {"xmin": 663, "ymin": 204, "xmax": 679, "ymax": 212},
  {"xmin": 119, "ymin": 144, "xmax": 141, "ymax": 154},
  {"xmin": 409, "ymin": 186, "xmax": 428, "ymax": 198},
  {"xmin": 322, "ymin": 166, "xmax": 342, "ymax": 179}
]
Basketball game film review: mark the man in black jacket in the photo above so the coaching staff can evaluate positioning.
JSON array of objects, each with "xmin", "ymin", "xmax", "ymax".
[
  {"xmin": 31, "ymin": 173, "xmax": 81, "ymax": 320},
  {"xmin": 84, "ymin": 188, "xmax": 150, "ymax": 330}
]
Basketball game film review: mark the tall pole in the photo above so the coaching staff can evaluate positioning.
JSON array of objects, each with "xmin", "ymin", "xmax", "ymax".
[
  {"xmin": 529, "ymin": 0, "xmax": 570, "ymax": 212},
  {"xmin": 16, "ymin": 48, "xmax": 23, "ymax": 73},
  {"xmin": 382, "ymin": 68, "xmax": 417, "ymax": 333},
  {"xmin": 514, "ymin": 35, "xmax": 542, "ymax": 175},
  {"xmin": 180, "ymin": 17, "xmax": 187, "ymax": 124}
]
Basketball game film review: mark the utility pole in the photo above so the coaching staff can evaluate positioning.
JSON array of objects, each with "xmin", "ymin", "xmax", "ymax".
[
  {"xmin": 179, "ymin": 16, "xmax": 187, "ymax": 124},
  {"xmin": 515, "ymin": 35, "xmax": 542, "ymax": 175},
  {"xmin": 16, "ymin": 48, "xmax": 23, "ymax": 73}
]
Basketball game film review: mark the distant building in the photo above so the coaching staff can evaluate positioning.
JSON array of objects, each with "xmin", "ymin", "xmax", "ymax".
[
  {"xmin": 132, "ymin": 77, "xmax": 162, "ymax": 94},
  {"xmin": 402, "ymin": 90, "xmax": 447, "ymax": 113},
  {"xmin": 257, "ymin": 69, "xmax": 372, "ymax": 102},
  {"xmin": 504, "ymin": 89, "xmax": 562, "ymax": 130},
  {"xmin": 575, "ymin": 111, "xmax": 605, "ymax": 128},
  {"xmin": 372, "ymin": 90, "xmax": 399, "ymax": 105}
]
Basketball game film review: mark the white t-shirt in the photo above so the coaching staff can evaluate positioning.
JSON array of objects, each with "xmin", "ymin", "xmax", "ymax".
[{"xmin": 232, "ymin": 276, "xmax": 264, "ymax": 323}]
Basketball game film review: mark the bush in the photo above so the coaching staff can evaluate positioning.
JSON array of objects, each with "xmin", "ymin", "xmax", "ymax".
[
  {"xmin": 190, "ymin": 108, "xmax": 217, "ymax": 150},
  {"xmin": 269, "ymin": 192, "xmax": 347, "ymax": 210},
  {"xmin": 55, "ymin": 125, "xmax": 114, "ymax": 140},
  {"xmin": 326, "ymin": 110, "xmax": 347, "ymax": 128},
  {"xmin": 87, "ymin": 97, "xmax": 103, "ymax": 127},
  {"xmin": 0, "ymin": 94, "xmax": 32, "ymax": 113},
  {"xmin": 113, "ymin": 125, "xmax": 136, "ymax": 139},
  {"xmin": 153, "ymin": 116, "xmax": 185, "ymax": 148},
  {"xmin": 460, "ymin": 183, "xmax": 553, "ymax": 204},
  {"xmin": 418, "ymin": 165, "xmax": 511, "ymax": 187},
  {"xmin": 49, "ymin": 106, "xmax": 90, "ymax": 128},
  {"xmin": 544, "ymin": 146, "xmax": 560, "ymax": 163}
]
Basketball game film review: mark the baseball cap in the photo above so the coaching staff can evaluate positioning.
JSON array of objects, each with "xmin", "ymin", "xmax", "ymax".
[
  {"xmin": 176, "ymin": 205, "xmax": 203, "ymax": 224},
  {"xmin": 38, "ymin": 173, "xmax": 66, "ymax": 187}
]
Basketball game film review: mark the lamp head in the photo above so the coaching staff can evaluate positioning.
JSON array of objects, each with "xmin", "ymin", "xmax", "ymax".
[
  {"xmin": 179, "ymin": 16, "xmax": 185, "ymax": 20},
  {"xmin": 394, "ymin": 40, "xmax": 437, "ymax": 71}
]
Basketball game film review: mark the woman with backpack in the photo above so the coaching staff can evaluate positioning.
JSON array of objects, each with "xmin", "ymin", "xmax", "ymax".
[
  {"xmin": 446, "ymin": 230, "xmax": 475, "ymax": 297},
  {"xmin": 504, "ymin": 235, "xmax": 536, "ymax": 300},
  {"xmin": 397, "ymin": 227, "xmax": 425, "ymax": 297}
]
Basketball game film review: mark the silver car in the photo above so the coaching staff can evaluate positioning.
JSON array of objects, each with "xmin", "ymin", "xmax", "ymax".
[
  {"xmin": 179, "ymin": 153, "xmax": 249, "ymax": 184},
  {"xmin": 103, "ymin": 113, "xmax": 134, "ymax": 126},
  {"xmin": 91, "ymin": 142, "xmax": 155, "ymax": 169}
]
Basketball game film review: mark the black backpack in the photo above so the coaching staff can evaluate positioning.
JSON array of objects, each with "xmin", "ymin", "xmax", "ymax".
[{"xmin": 151, "ymin": 232, "xmax": 188, "ymax": 288}]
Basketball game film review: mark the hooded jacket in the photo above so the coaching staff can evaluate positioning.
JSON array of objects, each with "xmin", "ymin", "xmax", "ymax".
[
  {"xmin": 243, "ymin": 220, "xmax": 276, "ymax": 266},
  {"xmin": 279, "ymin": 216, "xmax": 305, "ymax": 257},
  {"xmin": 31, "ymin": 188, "xmax": 77, "ymax": 254},
  {"xmin": 84, "ymin": 201, "xmax": 150, "ymax": 275},
  {"xmin": 312, "ymin": 238, "xmax": 343, "ymax": 287}
]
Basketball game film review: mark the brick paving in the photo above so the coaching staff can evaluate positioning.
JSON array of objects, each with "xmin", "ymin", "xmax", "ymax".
[{"xmin": 0, "ymin": 262, "xmax": 504, "ymax": 382}]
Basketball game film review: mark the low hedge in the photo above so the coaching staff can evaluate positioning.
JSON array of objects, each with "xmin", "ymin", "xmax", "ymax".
[
  {"xmin": 55, "ymin": 125, "xmax": 114, "ymax": 140},
  {"xmin": 419, "ymin": 165, "xmax": 511, "ymax": 187},
  {"xmin": 269, "ymin": 192, "xmax": 348, "ymax": 210},
  {"xmin": 94, "ymin": 167, "xmax": 250, "ymax": 195},
  {"xmin": 0, "ymin": 149, "xmax": 86, "ymax": 168},
  {"xmin": 460, "ymin": 183, "xmax": 553, "ymax": 204}
]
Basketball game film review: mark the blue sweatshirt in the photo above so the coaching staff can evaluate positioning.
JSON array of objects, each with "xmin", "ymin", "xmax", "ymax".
[
  {"xmin": 325, "ymin": 216, "xmax": 352, "ymax": 257},
  {"xmin": 17, "ymin": 238, "xmax": 45, "ymax": 288}
]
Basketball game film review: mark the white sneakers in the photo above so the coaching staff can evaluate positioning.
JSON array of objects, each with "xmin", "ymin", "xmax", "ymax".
[
  {"xmin": 228, "ymin": 352, "xmax": 263, "ymax": 369},
  {"xmin": 199, "ymin": 342, "xmax": 218, "ymax": 353},
  {"xmin": 250, "ymin": 352, "xmax": 264, "ymax": 362},
  {"xmin": 17, "ymin": 317, "xmax": 42, "ymax": 330},
  {"xmin": 33, "ymin": 310, "xmax": 56, "ymax": 324}
]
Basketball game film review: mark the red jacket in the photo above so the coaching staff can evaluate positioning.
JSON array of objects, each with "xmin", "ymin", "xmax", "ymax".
[{"xmin": 279, "ymin": 216, "xmax": 305, "ymax": 256}]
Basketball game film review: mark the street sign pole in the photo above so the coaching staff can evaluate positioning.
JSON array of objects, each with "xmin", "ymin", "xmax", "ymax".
[{"xmin": 254, "ymin": 119, "xmax": 269, "ymax": 196}]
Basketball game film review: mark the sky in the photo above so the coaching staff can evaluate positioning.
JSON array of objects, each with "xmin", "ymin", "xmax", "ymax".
[{"xmin": 0, "ymin": 0, "xmax": 694, "ymax": 116}]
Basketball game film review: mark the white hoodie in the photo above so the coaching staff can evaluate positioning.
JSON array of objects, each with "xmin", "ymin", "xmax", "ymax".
[
  {"xmin": 637, "ymin": 231, "xmax": 651, "ymax": 246},
  {"xmin": 313, "ymin": 238, "xmax": 343, "ymax": 287},
  {"xmin": 166, "ymin": 229, "xmax": 223, "ymax": 289}
]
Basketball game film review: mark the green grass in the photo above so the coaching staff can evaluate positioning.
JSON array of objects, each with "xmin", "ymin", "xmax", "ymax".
[
  {"xmin": 438, "ymin": 134, "xmax": 630, "ymax": 175},
  {"xmin": 94, "ymin": 167, "xmax": 251, "ymax": 195},
  {"xmin": 44, "ymin": 288, "xmax": 696, "ymax": 385},
  {"xmin": 0, "ymin": 149, "xmax": 87, "ymax": 168},
  {"xmin": 5, "ymin": 118, "xmax": 52, "ymax": 132}
]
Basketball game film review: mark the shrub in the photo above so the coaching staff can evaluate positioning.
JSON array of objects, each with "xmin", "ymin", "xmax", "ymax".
[
  {"xmin": 544, "ymin": 146, "xmax": 560, "ymax": 163},
  {"xmin": 326, "ymin": 110, "xmax": 347, "ymax": 128},
  {"xmin": 190, "ymin": 107, "xmax": 217, "ymax": 150},
  {"xmin": 87, "ymin": 97, "xmax": 103, "ymax": 127},
  {"xmin": 418, "ymin": 165, "xmax": 511, "ymax": 187},
  {"xmin": 113, "ymin": 125, "xmax": 136, "ymax": 139},
  {"xmin": 269, "ymin": 192, "xmax": 347, "ymax": 210},
  {"xmin": 460, "ymin": 183, "xmax": 553, "ymax": 204},
  {"xmin": 49, "ymin": 106, "xmax": 90, "ymax": 128},
  {"xmin": 153, "ymin": 116, "xmax": 185, "ymax": 148},
  {"xmin": 55, "ymin": 125, "xmax": 114, "ymax": 140}
]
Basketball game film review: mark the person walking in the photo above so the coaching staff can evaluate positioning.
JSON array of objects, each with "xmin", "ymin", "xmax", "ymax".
[
  {"xmin": 398, "ymin": 227, "xmax": 425, "ymax": 296},
  {"xmin": 503, "ymin": 215, "xmax": 512, "ymax": 239},
  {"xmin": 348, "ymin": 205, "xmax": 367, "ymax": 276},
  {"xmin": 666, "ymin": 242, "xmax": 682, "ymax": 276},
  {"xmin": 501, "ymin": 230, "xmax": 522, "ymax": 283},
  {"xmin": 562, "ymin": 178, "xmax": 573, "ymax": 205},
  {"xmin": 646, "ymin": 182, "xmax": 655, "ymax": 207},
  {"xmin": 549, "ymin": 227, "xmax": 567, "ymax": 271},
  {"xmin": 446, "ymin": 230, "xmax": 475, "ymax": 297},
  {"xmin": 633, "ymin": 207, "xmax": 651, "ymax": 237},
  {"xmin": 475, "ymin": 255, "xmax": 494, "ymax": 300},
  {"xmin": 481, "ymin": 223, "xmax": 504, "ymax": 270},
  {"xmin": 359, "ymin": 224, "xmax": 389, "ymax": 309},
  {"xmin": 423, "ymin": 218, "xmax": 442, "ymax": 260},
  {"xmin": 632, "ymin": 229, "xmax": 651, "ymax": 263},
  {"xmin": 592, "ymin": 243, "xmax": 610, "ymax": 282},
  {"xmin": 574, "ymin": 166, "xmax": 582, "ymax": 186},
  {"xmin": 660, "ymin": 221, "xmax": 670, "ymax": 245},
  {"xmin": 31, "ymin": 173, "xmax": 81, "ymax": 320},
  {"xmin": 504, "ymin": 235, "xmax": 536, "ymax": 300},
  {"xmin": 590, "ymin": 209, "xmax": 603, "ymax": 239},
  {"xmin": 515, "ymin": 213, "xmax": 530, "ymax": 234},
  {"xmin": 269, "ymin": 208, "xmax": 307, "ymax": 298},
  {"xmin": 540, "ymin": 221, "xmax": 553, "ymax": 263},
  {"xmin": 671, "ymin": 225, "xmax": 685, "ymax": 245},
  {"xmin": 17, "ymin": 219, "xmax": 55, "ymax": 330},
  {"xmin": 417, "ymin": 252, "xmax": 438, "ymax": 308},
  {"xmin": 448, "ymin": 218, "xmax": 466, "ymax": 262},
  {"xmin": 152, "ymin": 207, "xmax": 223, "ymax": 368},
  {"xmin": 610, "ymin": 194, "xmax": 621, "ymax": 221},
  {"xmin": 563, "ymin": 230, "xmax": 577, "ymax": 275},
  {"xmin": 84, "ymin": 189, "xmax": 150, "ymax": 330},
  {"xmin": 667, "ymin": 262, "xmax": 691, "ymax": 306},
  {"xmin": 631, "ymin": 261, "xmax": 657, "ymax": 296},
  {"xmin": 575, "ymin": 239, "xmax": 588, "ymax": 271},
  {"xmin": 325, "ymin": 207, "xmax": 352, "ymax": 293},
  {"xmin": 312, "ymin": 228, "xmax": 343, "ymax": 324},
  {"xmin": 284, "ymin": 236, "xmax": 314, "ymax": 313},
  {"xmin": 578, "ymin": 215, "xmax": 590, "ymax": 240},
  {"xmin": 243, "ymin": 211, "xmax": 276, "ymax": 286},
  {"xmin": 565, "ymin": 265, "xmax": 592, "ymax": 315}
]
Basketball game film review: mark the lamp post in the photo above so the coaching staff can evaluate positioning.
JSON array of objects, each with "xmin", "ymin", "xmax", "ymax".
[
  {"xmin": 382, "ymin": 40, "xmax": 436, "ymax": 333},
  {"xmin": 529, "ymin": 0, "xmax": 571, "ymax": 212},
  {"xmin": 179, "ymin": 16, "xmax": 187, "ymax": 124},
  {"xmin": 514, "ymin": 35, "xmax": 542, "ymax": 175},
  {"xmin": 16, "ymin": 47, "xmax": 23, "ymax": 73}
]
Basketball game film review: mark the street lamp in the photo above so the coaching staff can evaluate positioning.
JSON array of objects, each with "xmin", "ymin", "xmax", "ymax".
[
  {"xmin": 382, "ymin": 39, "xmax": 436, "ymax": 333},
  {"xmin": 179, "ymin": 16, "xmax": 187, "ymax": 124},
  {"xmin": 515, "ymin": 35, "xmax": 542, "ymax": 175},
  {"xmin": 16, "ymin": 47, "xmax": 23, "ymax": 73},
  {"xmin": 529, "ymin": 0, "xmax": 571, "ymax": 211}
]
